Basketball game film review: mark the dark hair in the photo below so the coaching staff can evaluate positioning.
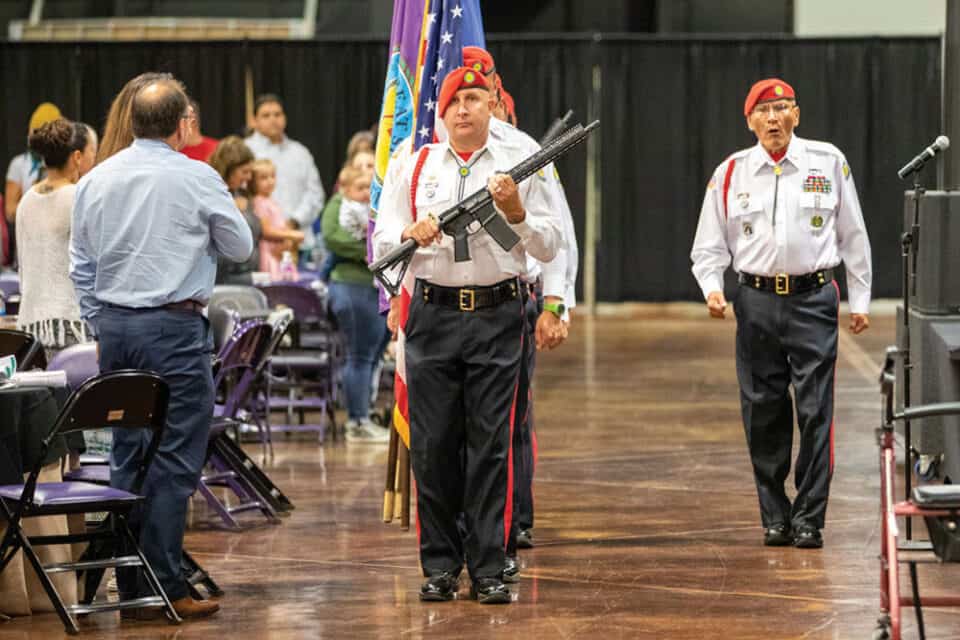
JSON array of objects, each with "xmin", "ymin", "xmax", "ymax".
[
  {"xmin": 254, "ymin": 94, "xmax": 284, "ymax": 116},
  {"xmin": 131, "ymin": 80, "xmax": 188, "ymax": 139},
  {"xmin": 208, "ymin": 135, "xmax": 256, "ymax": 186},
  {"xmin": 27, "ymin": 119, "xmax": 88, "ymax": 169}
]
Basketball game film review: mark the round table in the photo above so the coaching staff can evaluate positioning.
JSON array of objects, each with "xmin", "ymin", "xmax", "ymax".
[
  {"xmin": 0, "ymin": 385, "xmax": 67, "ymax": 485},
  {"xmin": 0, "ymin": 385, "xmax": 78, "ymax": 617}
]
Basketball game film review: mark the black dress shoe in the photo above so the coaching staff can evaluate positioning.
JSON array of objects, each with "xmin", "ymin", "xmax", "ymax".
[
  {"xmin": 516, "ymin": 528, "xmax": 534, "ymax": 549},
  {"xmin": 793, "ymin": 525, "xmax": 823, "ymax": 549},
  {"xmin": 420, "ymin": 572, "xmax": 458, "ymax": 601},
  {"xmin": 503, "ymin": 556, "xmax": 520, "ymax": 583},
  {"xmin": 470, "ymin": 577, "xmax": 511, "ymax": 604},
  {"xmin": 763, "ymin": 524, "xmax": 793, "ymax": 546}
]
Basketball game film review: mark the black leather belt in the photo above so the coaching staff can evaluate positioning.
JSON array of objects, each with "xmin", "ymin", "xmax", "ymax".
[
  {"xmin": 738, "ymin": 268, "xmax": 835, "ymax": 296},
  {"xmin": 419, "ymin": 278, "xmax": 520, "ymax": 311},
  {"xmin": 106, "ymin": 299, "xmax": 205, "ymax": 314},
  {"xmin": 163, "ymin": 300, "xmax": 206, "ymax": 313}
]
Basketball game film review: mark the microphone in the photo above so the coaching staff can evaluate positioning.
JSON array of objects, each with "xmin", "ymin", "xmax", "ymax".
[{"xmin": 898, "ymin": 135, "xmax": 950, "ymax": 180}]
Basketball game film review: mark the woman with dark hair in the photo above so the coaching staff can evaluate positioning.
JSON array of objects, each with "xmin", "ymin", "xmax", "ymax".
[
  {"xmin": 16, "ymin": 118, "xmax": 97, "ymax": 358},
  {"xmin": 209, "ymin": 136, "xmax": 261, "ymax": 284},
  {"xmin": 209, "ymin": 135, "xmax": 304, "ymax": 284}
]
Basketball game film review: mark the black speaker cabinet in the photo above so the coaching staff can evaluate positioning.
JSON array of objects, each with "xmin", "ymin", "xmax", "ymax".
[
  {"xmin": 896, "ymin": 306, "xmax": 960, "ymax": 481},
  {"xmin": 904, "ymin": 190, "xmax": 960, "ymax": 314}
]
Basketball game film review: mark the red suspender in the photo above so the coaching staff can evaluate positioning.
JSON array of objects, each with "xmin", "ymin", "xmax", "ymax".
[
  {"xmin": 721, "ymin": 158, "xmax": 737, "ymax": 220},
  {"xmin": 409, "ymin": 146, "xmax": 431, "ymax": 222}
]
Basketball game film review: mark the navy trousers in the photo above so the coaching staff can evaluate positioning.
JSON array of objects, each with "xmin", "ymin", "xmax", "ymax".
[
  {"xmin": 734, "ymin": 282, "xmax": 839, "ymax": 530},
  {"xmin": 97, "ymin": 306, "xmax": 214, "ymax": 600},
  {"xmin": 405, "ymin": 280, "xmax": 523, "ymax": 580},
  {"xmin": 506, "ymin": 288, "xmax": 541, "ymax": 557}
]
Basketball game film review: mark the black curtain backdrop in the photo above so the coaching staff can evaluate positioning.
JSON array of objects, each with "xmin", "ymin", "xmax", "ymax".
[{"xmin": 0, "ymin": 36, "xmax": 940, "ymax": 302}]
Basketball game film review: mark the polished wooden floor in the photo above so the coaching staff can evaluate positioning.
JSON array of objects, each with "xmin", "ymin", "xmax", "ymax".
[{"xmin": 4, "ymin": 305, "xmax": 960, "ymax": 639}]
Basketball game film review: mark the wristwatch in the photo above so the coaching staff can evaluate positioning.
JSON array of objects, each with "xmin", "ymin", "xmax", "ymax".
[{"xmin": 543, "ymin": 301, "xmax": 566, "ymax": 318}]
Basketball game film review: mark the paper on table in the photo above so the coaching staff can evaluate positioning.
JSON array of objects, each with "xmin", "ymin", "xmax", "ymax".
[{"xmin": 10, "ymin": 370, "xmax": 68, "ymax": 388}]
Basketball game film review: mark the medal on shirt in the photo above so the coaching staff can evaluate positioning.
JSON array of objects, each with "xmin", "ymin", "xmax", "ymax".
[
  {"xmin": 811, "ymin": 214, "xmax": 824, "ymax": 229},
  {"xmin": 742, "ymin": 221, "xmax": 754, "ymax": 236},
  {"xmin": 737, "ymin": 192, "xmax": 750, "ymax": 209},
  {"xmin": 803, "ymin": 174, "xmax": 832, "ymax": 193}
]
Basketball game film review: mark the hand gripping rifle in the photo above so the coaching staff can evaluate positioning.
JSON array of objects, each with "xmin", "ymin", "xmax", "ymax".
[{"xmin": 371, "ymin": 119, "xmax": 599, "ymax": 296}]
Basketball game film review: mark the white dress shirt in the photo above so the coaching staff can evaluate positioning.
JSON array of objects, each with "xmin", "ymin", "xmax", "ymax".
[
  {"xmin": 245, "ymin": 131, "xmax": 326, "ymax": 249},
  {"xmin": 691, "ymin": 135, "xmax": 872, "ymax": 313},
  {"xmin": 373, "ymin": 123, "xmax": 561, "ymax": 288},
  {"xmin": 486, "ymin": 118, "xmax": 578, "ymax": 307}
]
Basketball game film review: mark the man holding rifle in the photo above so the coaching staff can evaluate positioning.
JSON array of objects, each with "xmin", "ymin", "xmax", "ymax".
[{"xmin": 373, "ymin": 67, "xmax": 561, "ymax": 604}]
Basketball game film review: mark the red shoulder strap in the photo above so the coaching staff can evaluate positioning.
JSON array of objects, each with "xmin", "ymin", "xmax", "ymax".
[
  {"xmin": 721, "ymin": 158, "xmax": 737, "ymax": 220},
  {"xmin": 409, "ymin": 146, "xmax": 431, "ymax": 222}
]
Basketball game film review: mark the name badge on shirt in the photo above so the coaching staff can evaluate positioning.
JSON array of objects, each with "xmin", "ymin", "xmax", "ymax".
[{"xmin": 423, "ymin": 176, "xmax": 439, "ymax": 200}]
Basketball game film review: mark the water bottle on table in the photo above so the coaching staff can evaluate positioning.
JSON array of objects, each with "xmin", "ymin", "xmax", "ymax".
[{"xmin": 279, "ymin": 250, "xmax": 296, "ymax": 282}]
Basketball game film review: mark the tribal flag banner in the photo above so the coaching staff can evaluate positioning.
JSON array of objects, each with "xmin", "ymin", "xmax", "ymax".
[{"xmin": 371, "ymin": 0, "xmax": 485, "ymax": 447}]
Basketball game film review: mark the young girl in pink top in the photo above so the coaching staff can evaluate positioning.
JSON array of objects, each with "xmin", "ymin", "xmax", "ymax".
[{"xmin": 251, "ymin": 158, "xmax": 304, "ymax": 279}]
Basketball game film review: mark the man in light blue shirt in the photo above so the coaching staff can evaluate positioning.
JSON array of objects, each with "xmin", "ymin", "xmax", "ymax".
[{"xmin": 70, "ymin": 77, "xmax": 252, "ymax": 619}]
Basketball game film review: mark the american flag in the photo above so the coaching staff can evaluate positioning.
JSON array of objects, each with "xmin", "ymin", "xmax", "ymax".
[
  {"xmin": 413, "ymin": 0, "xmax": 485, "ymax": 151},
  {"xmin": 371, "ymin": 0, "xmax": 485, "ymax": 449}
]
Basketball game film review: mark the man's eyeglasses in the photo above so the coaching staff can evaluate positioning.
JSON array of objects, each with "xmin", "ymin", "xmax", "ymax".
[{"xmin": 752, "ymin": 101, "xmax": 795, "ymax": 116}]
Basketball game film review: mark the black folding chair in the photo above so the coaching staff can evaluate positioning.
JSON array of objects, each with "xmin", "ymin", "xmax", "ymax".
[
  {"xmin": 0, "ymin": 370, "xmax": 178, "ymax": 634},
  {"xmin": 0, "ymin": 328, "xmax": 47, "ymax": 370}
]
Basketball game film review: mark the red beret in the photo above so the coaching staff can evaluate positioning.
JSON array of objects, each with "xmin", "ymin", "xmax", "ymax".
[
  {"xmin": 437, "ymin": 67, "xmax": 490, "ymax": 117},
  {"xmin": 743, "ymin": 78, "xmax": 796, "ymax": 116},
  {"xmin": 500, "ymin": 88, "xmax": 516, "ymax": 125},
  {"xmin": 462, "ymin": 46, "xmax": 496, "ymax": 75}
]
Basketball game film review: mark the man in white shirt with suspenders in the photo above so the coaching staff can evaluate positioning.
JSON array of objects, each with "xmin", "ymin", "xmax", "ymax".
[
  {"xmin": 374, "ymin": 67, "xmax": 560, "ymax": 603},
  {"xmin": 691, "ymin": 78, "xmax": 872, "ymax": 549}
]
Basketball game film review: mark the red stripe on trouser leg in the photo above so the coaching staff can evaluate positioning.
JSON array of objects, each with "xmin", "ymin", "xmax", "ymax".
[
  {"xmin": 830, "ymin": 280, "xmax": 840, "ymax": 474},
  {"xmin": 530, "ymin": 425, "xmax": 538, "ymax": 515}
]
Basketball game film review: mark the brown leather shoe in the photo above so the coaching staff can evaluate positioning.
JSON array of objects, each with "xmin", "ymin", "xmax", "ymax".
[
  {"xmin": 121, "ymin": 596, "xmax": 220, "ymax": 621},
  {"xmin": 170, "ymin": 596, "xmax": 220, "ymax": 619}
]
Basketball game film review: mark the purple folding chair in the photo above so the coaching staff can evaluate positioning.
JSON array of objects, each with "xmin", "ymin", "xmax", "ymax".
[
  {"xmin": 47, "ymin": 344, "xmax": 112, "ymax": 478},
  {"xmin": 0, "ymin": 371, "xmax": 178, "ymax": 634},
  {"xmin": 259, "ymin": 283, "xmax": 341, "ymax": 441},
  {"xmin": 198, "ymin": 320, "xmax": 281, "ymax": 529},
  {"xmin": 47, "ymin": 343, "xmax": 99, "ymax": 389},
  {"xmin": 0, "ymin": 273, "xmax": 20, "ymax": 315}
]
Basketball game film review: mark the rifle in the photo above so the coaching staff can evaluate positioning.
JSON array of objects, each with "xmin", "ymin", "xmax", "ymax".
[
  {"xmin": 371, "ymin": 119, "xmax": 599, "ymax": 297},
  {"xmin": 540, "ymin": 109, "xmax": 574, "ymax": 146}
]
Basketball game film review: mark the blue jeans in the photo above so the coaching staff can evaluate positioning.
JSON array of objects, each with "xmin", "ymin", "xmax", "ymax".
[
  {"xmin": 97, "ymin": 306, "xmax": 214, "ymax": 600},
  {"xmin": 328, "ymin": 281, "xmax": 389, "ymax": 421}
]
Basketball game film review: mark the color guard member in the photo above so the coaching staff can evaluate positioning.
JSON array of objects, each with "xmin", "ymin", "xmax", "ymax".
[
  {"xmin": 690, "ymin": 78, "xmax": 872, "ymax": 549},
  {"xmin": 373, "ymin": 67, "xmax": 561, "ymax": 603}
]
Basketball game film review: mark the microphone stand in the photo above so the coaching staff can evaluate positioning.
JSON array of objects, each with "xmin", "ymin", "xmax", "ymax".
[{"xmin": 900, "ymin": 170, "xmax": 923, "ymax": 540}]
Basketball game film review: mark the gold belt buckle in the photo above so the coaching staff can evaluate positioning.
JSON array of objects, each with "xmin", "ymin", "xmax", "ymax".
[
  {"xmin": 459, "ymin": 289, "xmax": 476, "ymax": 311},
  {"xmin": 774, "ymin": 273, "xmax": 790, "ymax": 295}
]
